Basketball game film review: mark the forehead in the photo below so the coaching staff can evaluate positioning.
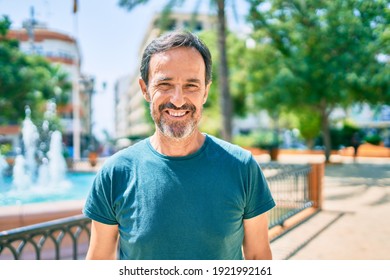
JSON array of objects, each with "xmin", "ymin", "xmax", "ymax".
[{"xmin": 149, "ymin": 47, "xmax": 205, "ymax": 80}]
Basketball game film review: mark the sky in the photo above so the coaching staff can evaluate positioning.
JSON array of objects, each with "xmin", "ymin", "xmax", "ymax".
[{"xmin": 0, "ymin": 0, "xmax": 248, "ymax": 141}]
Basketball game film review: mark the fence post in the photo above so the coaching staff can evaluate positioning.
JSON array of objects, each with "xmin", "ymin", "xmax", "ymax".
[{"xmin": 308, "ymin": 162, "xmax": 324, "ymax": 209}]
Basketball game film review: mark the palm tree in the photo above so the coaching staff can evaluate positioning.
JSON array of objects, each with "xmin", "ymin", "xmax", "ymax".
[{"xmin": 118, "ymin": 0, "xmax": 233, "ymax": 141}]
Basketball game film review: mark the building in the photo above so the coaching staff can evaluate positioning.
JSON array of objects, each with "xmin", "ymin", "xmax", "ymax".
[
  {"xmin": 114, "ymin": 12, "xmax": 216, "ymax": 141},
  {"xmin": 6, "ymin": 18, "xmax": 95, "ymax": 160}
]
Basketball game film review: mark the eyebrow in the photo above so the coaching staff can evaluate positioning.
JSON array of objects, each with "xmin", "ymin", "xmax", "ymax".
[
  {"xmin": 186, "ymin": 78, "xmax": 201, "ymax": 84},
  {"xmin": 156, "ymin": 76, "xmax": 172, "ymax": 82},
  {"xmin": 155, "ymin": 77, "xmax": 201, "ymax": 84}
]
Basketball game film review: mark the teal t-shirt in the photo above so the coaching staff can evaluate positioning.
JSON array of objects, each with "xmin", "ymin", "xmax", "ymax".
[{"xmin": 83, "ymin": 135, "xmax": 275, "ymax": 260}]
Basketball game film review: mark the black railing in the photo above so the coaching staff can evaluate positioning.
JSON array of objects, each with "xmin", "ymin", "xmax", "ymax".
[
  {"xmin": 0, "ymin": 215, "xmax": 91, "ymax": 260},
  {"xmin": 259, "ymin": 163, "xmax": 313, "ymax": 228},
  {"xmin": 0, "ymin": 163, "xmax": 315, "ymax": 260}
]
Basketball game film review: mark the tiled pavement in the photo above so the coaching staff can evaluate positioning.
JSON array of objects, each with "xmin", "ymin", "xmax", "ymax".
[{"xmin": 270, "ymin": 158, "xmax": 390, "ymax": 260}]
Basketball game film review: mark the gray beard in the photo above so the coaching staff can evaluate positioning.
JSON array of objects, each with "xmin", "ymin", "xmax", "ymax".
[
  {"xmin": 158, "ymin": 116, "xmax": 196, "ymax": 139},
  {"xmin": 150, "ymin": 103, "xmax": 200, "ymax": 139}
]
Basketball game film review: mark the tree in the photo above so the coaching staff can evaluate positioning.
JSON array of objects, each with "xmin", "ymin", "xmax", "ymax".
[
  {"xmin": 291, "ymin": 108, "xmax": 321, "ymax": 149},
  {"xmin": 0, "ymin": 16, "xmax": 71, "ymax": 125},
  {"xmin": 118, "ymin": 0, "xmax": 234, "ymax": 141},
  {"xmin": 247, "ymin": 0, "xmax": 389, "ymax": 162},
  {"xmin": 199, "ymin": 30, "xmax": 254, "ymax": 135}
]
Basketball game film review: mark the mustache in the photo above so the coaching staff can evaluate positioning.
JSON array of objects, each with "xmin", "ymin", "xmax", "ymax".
[{"xmin": 159, "ymin": 102, "xmax": 196, "ymax": 112}]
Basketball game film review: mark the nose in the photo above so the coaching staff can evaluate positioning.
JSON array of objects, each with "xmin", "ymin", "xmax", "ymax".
[{"xmin": 170, "ymin": 86, "xmax": 186, "ymax": 108}]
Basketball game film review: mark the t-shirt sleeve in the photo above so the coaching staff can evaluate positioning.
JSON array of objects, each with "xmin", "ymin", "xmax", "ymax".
[
  {"xmin": 83, "ymin": 166, "xmax": 118, "ymax": 225},
  {"xmin": 243, "ymin": 156, "xmax": 276, "ymax": 219}
]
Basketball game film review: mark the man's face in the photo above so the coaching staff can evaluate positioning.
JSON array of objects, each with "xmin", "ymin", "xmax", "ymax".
[{"xmin": 139, "ymin": 47, "xmax": 210, "ymax": 139}]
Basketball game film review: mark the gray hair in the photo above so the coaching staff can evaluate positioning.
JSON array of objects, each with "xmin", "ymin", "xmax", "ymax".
[{"xmin": 140, "ymin": 30, "xmax": 212, "ymax": 86}]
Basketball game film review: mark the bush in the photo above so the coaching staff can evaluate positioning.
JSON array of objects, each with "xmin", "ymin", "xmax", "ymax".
[
  {"xmin": 233, "ymin": 130, "xmax": 280, "ymax": 150},
  {"xmin": 232, "ymin": 134, "xmax": 257, "ymax": 147},
  {"xmin": 328, "ymin": 122, "xmax": 360, "ymax": 149},
  {"xmin": 364, "ymin": 134, "xmax": 381, "ymax": 145},
  {"xmin": 0, "ymin": 143, "xmax": 12, "ymax": 155}
]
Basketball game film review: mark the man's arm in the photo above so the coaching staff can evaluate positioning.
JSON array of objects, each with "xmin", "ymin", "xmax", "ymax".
[
  {"xmin": 86, "ymin": 220, "xmax": 119, "ymax": 260},
  {"xmin": 242, "ymin": 212, "xmax": 272, "ymax": 260}
]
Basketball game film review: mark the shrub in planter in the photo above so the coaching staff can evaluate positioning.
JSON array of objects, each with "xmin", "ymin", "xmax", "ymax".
[{"xmin": 364, "ymin": 134, "xmax": 382, "ymax": 145}]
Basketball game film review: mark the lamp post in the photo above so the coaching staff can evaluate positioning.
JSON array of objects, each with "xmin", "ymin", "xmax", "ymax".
[{"xmin": 72, "ymin": 69, "xmax": 81, "ymax": 161}]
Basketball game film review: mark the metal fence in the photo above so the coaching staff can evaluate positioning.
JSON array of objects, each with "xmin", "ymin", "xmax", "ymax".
[
  {"xmin": 0, "ymin": 215, "xmax": 90, "ymax": 260},
  {"xmin": 259, "ymin": 162, "xmax": 313, "ymax": 228},
  {"xmin": 0, "ymin": 162, "xmax": 317, "ymax": 260}
]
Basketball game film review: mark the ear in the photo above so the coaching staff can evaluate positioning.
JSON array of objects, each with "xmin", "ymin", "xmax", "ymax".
[
  {"xmin": 203, "ymin": 82, "xmax": 211, "ymax": 104},
  {"xmin": 139, "ymin": 78, "xmax": 150, "ymax": 102}
]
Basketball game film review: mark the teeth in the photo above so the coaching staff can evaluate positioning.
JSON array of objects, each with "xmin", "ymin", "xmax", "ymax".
[{"xmin": 168, "ymin": 111, "xmax": 186, "ymax": 117}]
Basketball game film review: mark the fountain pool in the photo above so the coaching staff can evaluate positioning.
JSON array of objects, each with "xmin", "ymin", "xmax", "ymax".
[
  {"xmin": 0, "ymin": 103, "xmax": 101, "ymax": 231},
  {"xmin": 0, "ymin": 172, "xmax": 96, "ymax": 206},
  {"xmin": 0, "ymin": 102, "xmax": 99, "ymax": 207}
]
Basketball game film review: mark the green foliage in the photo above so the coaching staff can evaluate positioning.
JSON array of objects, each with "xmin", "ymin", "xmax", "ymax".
[
  {"xmin": 247, "ymin": 0, "xmax": 390, "ymax": 159},
  {"xmin": 0, "ymin": 16, "xmax": 71, "ymax": 125},
  {"xmin": 0, "ymin": 143, "xmax": 12, "ymax": 155},
  {"xmin": 118, "ymin": 0, "xmax": 150, "ymax": 10},
  {"xmin": 0, "ymin": 16, "xmax": 12, "ymax": 36},
  {"xmin": 197, "ymin": 30, "xmax": 249, "ymax": 135},
  {"xmin": 199, "ymin": 106, "xmax": 221, "ymax": 137},
  {"xmin": 233, "ymin": 130, "xmax": 280, "ymax": 149},
  {"xmin": 325, "ymin": 121, "xmax": 360, "ymax": 149},
  {"xmin": 248, "ymin": 0, "xmax": 389, "ymax": 107},
  {"xmin": 364, "ymin": 134, "xmax": 382, "ymax": 145},
  {"xmin": 294, "ymin": 108, "xmax": 321, "ymax": 143},
  {"xmin": 197, "ymin": 31, "xmax": 219, "ymax": 111},
  {"xmin": 200, "ymin": 30, "xmax": 267, "ymax": 118},
  {"xmin": 232, "ymin": 133, "xmax": 257, "ymax": 148}
]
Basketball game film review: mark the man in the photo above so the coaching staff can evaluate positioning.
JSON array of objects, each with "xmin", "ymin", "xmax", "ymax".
[
  {"xmin": 83, "ymin": 31, "xmax": 275, "ymax": 260},
  {"xmin": 351, "ymin": 132, "xmax": 361, "ymax": 162}
]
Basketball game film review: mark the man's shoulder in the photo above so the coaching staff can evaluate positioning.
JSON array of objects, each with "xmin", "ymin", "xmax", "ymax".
[
  {"xmin": 101, "ymin": 138, "xmax": 150, "ymax": 169},
  {"xmin": 206, "ymin": 135, "xmax": 253, "ymax": 163}
]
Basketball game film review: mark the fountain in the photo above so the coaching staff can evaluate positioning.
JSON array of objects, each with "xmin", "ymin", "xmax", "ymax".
[
  {"xmin": 0, "ymin": 102, "xmax": 95, "ymax": 207},
  {"xmin": 0, "ymin": 152, "xmax": 8, "ymax": 186},
  {"xmin": 10, "ymin": 103, "xmax": 70, "ymax": 190}
]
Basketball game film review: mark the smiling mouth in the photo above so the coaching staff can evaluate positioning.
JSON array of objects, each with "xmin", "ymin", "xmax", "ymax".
[
  {"xmin": 165, "ymin": 110, "xmax": 189, "ymax": 118},
  {"xmin": 159, "ymin": 102, "xmax": 196, "ymax": 119}
]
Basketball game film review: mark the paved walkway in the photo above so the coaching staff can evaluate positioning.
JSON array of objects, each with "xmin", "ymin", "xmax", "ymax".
[{"xmin": 270, "ymin": 157, "xmax": 390, "ymax": 260}]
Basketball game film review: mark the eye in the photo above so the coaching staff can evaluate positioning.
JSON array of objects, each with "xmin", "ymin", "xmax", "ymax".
[
  {"xmin": 157, "ymin": 82, "xmax": 172, "ymax": 91},
  {"xmin": 184, "ymin": 84, "xmax": 199, "ymax": 92}
]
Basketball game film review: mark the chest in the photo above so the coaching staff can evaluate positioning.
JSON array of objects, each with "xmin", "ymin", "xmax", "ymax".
[{"xmin": 113, "ymin": 161, "xmax": 246, "ymax": 245}]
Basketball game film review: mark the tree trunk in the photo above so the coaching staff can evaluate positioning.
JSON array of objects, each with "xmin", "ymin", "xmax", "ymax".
[
  {"xmin": 216, "ymin": 0, "xmax": 232, "ymax": 142},
  {"xmin": 306, "ymin": 139, "xmax": 314, "ymax": 150},
  {"xmin": 320, "ymin": 102, "xmax": 332, "ymax": 163}
]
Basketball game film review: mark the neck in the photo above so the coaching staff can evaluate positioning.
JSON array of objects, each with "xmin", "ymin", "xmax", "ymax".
[{"xmin": 150, "ymin": 129, "xmax": 206, "ymax": 157}]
